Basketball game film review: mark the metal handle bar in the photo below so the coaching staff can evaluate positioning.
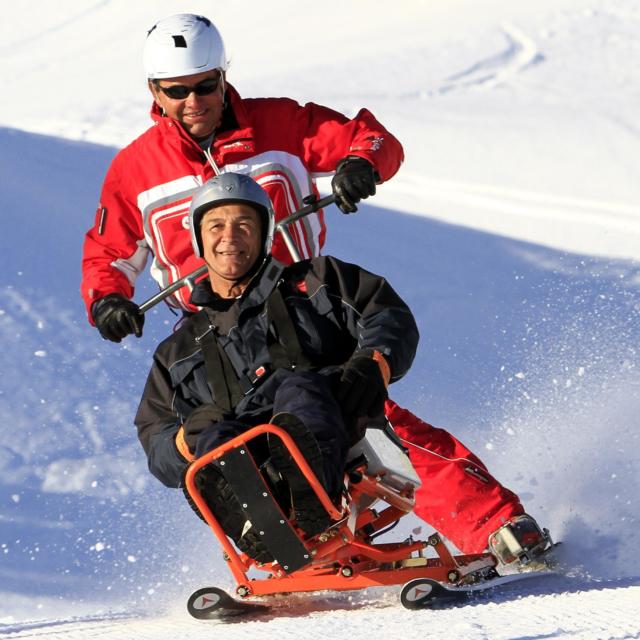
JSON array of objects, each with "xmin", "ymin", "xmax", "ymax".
[
  {"xmin": 275, "ymin": 193, "xmax": 335, "ymax": 263},
  {"xmin": 138, "ymin": 193, "xmax": 335, "ymax": 314},
  {"xmin": 138, "ymin": 265, "xmax": 208, "ymax": 314}
]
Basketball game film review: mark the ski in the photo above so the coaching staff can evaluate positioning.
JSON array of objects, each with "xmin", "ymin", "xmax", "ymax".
[
  {"xmin": 187, "ymin": 587, "xmax": 270, "ymax": 619},
  {"xmin": 400, "ymin": 570, "xmax": 551, "ymax": 610}
]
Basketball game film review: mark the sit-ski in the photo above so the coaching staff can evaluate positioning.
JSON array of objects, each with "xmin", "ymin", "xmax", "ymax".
[{"xmin": 183, "ymin": 421, "xmax": 536, "ymax": 619}]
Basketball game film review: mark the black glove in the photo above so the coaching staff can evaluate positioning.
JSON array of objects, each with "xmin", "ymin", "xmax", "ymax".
[
  {"xmin": 92, "ymin": 294, "xmax": 144, "ymax": 343},
  {"xmin": 336, "ymin": 351, "xmax": 388, "ymax": 421},
  {"xmin": 182, "ymin": 404, "xmax": 226, "ymax": 454},
  {"xmin": 331, "ymin": 156, "xmax": 377, "ymax": 214}
]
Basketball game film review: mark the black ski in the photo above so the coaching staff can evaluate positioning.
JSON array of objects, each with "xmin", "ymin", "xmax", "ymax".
[
  {"xmin": 187, "ymin": 587, "xmax": 269, "ymax": 619},
  {"xmin": 400, "ymin": 571, "xmax": 550, "ymax": 610}
]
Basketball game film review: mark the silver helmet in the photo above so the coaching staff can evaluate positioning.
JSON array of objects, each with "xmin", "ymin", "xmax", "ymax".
[
  {"xmin": 189, "ymin": 173, "xmax": 275, "ymax": 258},
  {"xmin": 144, "ymin": 14, "xmax": 228, "ymax": 79}
]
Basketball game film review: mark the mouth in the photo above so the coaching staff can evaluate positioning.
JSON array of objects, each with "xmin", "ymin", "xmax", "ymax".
[
  {"xmin": 184, "ymin": 109, "xmax": 209, "ymax": 120},
  {"xmin": 216, "ymin": 250, "xmax": 246, "ymax": 258}
]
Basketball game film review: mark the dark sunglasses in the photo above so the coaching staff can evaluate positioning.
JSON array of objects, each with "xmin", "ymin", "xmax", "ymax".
[{"xmin": 154, "ymin": 77, "xmax": 220, "ymax": 100}]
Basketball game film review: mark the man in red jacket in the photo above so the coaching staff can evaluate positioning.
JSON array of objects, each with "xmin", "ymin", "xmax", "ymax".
[
  {"xmin": 81, "ymin": 13, "xmax": 400, "ymax": 330},
  {"xmin": 81, "ymin": 13, "xmax": 550, "ymax": 569}
]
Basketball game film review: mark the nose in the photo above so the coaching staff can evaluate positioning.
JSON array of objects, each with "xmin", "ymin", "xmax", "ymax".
[
  {"xmin": 220, "ymin": 223, "xmax": 239, "ymax": 241},
  {"xmin": 184, "ymin": 91, "xmax": 205, "ymax": 108}
]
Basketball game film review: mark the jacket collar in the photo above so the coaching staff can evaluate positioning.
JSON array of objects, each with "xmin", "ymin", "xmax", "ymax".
[{"xmin": 189, "ymin": 257, "xmax": 287, "ymax": 311}]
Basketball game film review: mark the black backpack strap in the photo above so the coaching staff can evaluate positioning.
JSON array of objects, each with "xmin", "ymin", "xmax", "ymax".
[
  {"xmin": 266, "ymin": 284, "xmax": 312, "ymax": 371},
  {"xmin": 193, "ymin": 313, "xmax": 243, "ymax": 415}
]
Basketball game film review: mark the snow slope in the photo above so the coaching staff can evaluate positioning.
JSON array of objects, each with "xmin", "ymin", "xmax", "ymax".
[{"xmin": 1, "ymin": 1, "xmax": 639, "ymax": 637}]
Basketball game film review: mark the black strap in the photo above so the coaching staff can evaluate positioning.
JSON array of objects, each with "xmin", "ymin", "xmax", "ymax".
[
  {"xmin": 193, "ymin": 285, "xmax": 311, "ymax": 412},
  {"xmin": 193, "ymin": 313, "xmax": 243, "ymax": 415},
  {"xmin": 266, "ymin": 285, "xmax": 312, "ymax": 371}
]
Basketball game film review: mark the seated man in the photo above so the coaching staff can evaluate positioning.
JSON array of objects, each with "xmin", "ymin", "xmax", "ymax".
[
  {"xmin": 135, "ymin": 172, "xmax": 419, "ymax": 561},
  {"xmin": 135, "ymin": 172, "xmax": 551, "ymax": 569}
]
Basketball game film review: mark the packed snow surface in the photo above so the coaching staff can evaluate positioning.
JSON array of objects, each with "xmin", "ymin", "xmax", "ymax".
[{"xmin": 1, "ymin": 1, "xmax": 639, "ymax": 638}]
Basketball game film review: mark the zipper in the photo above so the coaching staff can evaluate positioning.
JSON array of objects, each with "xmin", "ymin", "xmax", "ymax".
[
  {"xmin": 464, "ymin": 466, "xmax": 490, "ymax": 484},
  {"xmin": 195, "ymin": 323, "xmax": 216, "ymax": 342}
]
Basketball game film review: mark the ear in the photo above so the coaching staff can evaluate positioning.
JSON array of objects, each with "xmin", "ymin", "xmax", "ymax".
[{"xmin": 148, "ymin": 80, "xmax": 162, "ymax": 108}]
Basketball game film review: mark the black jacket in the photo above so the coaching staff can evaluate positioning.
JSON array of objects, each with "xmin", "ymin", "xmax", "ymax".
[{"xmin": 135, "ymin": 256, "xmax": 419, "ymax": 487}]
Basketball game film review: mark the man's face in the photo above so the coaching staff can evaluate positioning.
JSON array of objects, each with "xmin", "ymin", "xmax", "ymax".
[
  {"xmin": 149, "ymin": 69, "xmax": 224, "ymax": 140},
  {"xmin": 200, "ymin": 203, "xmax": 262, "ymax": 296}
]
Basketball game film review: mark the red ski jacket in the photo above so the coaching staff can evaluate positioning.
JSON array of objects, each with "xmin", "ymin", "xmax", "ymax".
[{"xmin": 81, "ymin": 84, "xmax": 404, "ymax": 318}]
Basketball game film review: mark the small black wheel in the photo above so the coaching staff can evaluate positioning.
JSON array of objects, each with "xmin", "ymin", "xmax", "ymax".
[
  {"xmin": 188, "ymin": 587, "xmax": 227, "ymax": 619},
  {"xmin": 400, "ymin": 579, "xmax": 437, "ymax": 609},
  {"xmin": 187, "ymin": 586, "xmax": 269, "ymax": 619}
]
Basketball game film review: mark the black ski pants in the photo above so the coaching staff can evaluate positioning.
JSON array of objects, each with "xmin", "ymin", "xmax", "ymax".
[{"xmin": 194, "ymin": 370, "xmax": 349, "ymax": 495}]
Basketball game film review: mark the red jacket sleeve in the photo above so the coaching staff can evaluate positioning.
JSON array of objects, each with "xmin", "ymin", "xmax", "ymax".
[
  {"xmin": 80, "ymin": 155, "xmax": 149, "ymax": 322},
  {"xmin": 295, "ymin": 102, "xmax": 404, "ymax": 181}
]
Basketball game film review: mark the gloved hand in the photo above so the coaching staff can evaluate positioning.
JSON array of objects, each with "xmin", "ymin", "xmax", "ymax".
[
  {"xmin": 331, "ymin": 156, "xmax": 377, "ymax": 214},
  {"xmin": 92, "ymin": 294, "xmax": 144, "ymax": 343},
  {"xmin": 336, "ymin": 350, "xmax": 388, "ymax": 422},
  {"xmin": 182, "ymin": 403, "xmax": 226, "ymax": 454}
]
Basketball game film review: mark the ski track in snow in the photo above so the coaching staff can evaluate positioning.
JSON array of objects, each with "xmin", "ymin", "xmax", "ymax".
[
  {"xmin": 380, "ymin": 173, "xmax": 640, "ymax": 262},
  {"xmin": 2, "ymin": 582, "xmax": 640, "ymax": 639},
  {"xmin": 435, "ymin": 23, "xmax": 544, "ymax": 95},
  {"xmin": 0, "ymin": 1, "xmax": 110, "ymax": 57},
  {"xmin": 392, "ymin": 175, "xmax": 640, "ymax": 229}
]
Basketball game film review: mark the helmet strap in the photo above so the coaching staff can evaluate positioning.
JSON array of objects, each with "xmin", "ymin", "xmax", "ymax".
[{"xmin": 219, "ymin": 72, "xmax": 227, "ymax": 110}]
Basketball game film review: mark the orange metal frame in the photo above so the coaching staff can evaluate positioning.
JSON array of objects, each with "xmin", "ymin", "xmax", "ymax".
[{"xmin": 184, "ymin": 424, "xmax": 497, "ymax": 599}]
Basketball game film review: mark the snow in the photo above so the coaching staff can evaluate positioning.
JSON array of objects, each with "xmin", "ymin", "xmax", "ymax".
[{"xmin": 1, "ymin": 0, "xmax": 639, "ymax": 637}]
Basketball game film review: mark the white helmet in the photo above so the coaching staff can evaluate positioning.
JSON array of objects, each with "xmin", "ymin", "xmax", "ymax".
[
  {"xmin": 189, "ymin": 173, "xmax": 275, "ymax": 259},
  {"xmin": 144, "ymin": 14, "xmax": 228, "ymax": 79}
]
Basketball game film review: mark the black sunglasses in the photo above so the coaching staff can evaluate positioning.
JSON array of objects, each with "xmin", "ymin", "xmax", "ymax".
[{"xmin": 154, "ymin": 76, "xmax": 220, "ymax": 100}]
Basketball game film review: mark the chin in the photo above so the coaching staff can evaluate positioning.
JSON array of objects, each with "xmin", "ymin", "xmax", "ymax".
[
  {"xmin": 185, "ymin": 120, "xmax": 215, "ymax": 138},
  {"xmin": 228, "ymin": 270, "xmax": 250, "ymax": 280}
]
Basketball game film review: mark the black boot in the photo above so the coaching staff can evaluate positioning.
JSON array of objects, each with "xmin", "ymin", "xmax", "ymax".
[
  {"xmin": 268, "ymin": 412, "xmax": 331, "ymax": 537},
  {"xmin": 191, "ymin": 464, "xmax": 274, "ymax": 564}
]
